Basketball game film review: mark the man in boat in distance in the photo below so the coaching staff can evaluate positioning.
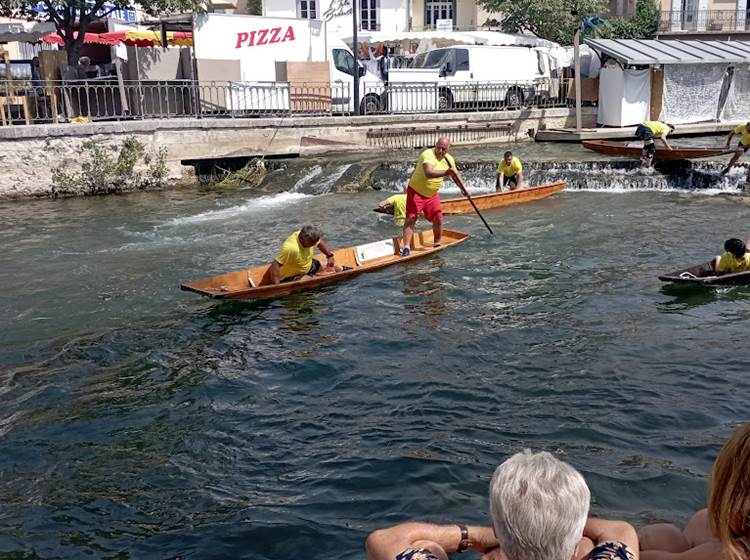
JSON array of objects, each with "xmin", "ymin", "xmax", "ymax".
[
  {"xmin": 720, "ymin": 121, "xmax": 750, "ymax": 177},
  {"xmin": 268, "ymin": 225, "xmax": 341, "ymax": 284},
  {"xmin": 714, "ymin": 238, "xmax": 750, "ymax": 275},
  {"xmin": 635, "ymin": 121, "xmax": 674, "ymax": 167},
  {"xmin": 401, "ymin": 136, "xmax": 464, "ymax": 257},
  {"xmin": 496, "ymin": 151, "xmax": 524, "ymax": 191},
  {"xmin": 376, "ymin": 194, "xmax": 407, "ymax": 225}
]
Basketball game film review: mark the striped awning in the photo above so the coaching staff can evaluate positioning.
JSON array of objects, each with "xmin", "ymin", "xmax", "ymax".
[{"xmin": 584, "ymin": 39, "xmax": 750, "ymax": 65}]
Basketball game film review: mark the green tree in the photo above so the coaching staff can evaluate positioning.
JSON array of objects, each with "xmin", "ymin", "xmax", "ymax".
[
  {"xmin": 596, "ymin": 0, "xmax": 659, "ymax": 38},
  {"xmin": 0, "ymin": 0, "xmax": 205, "ymax": 66},
  {"xmin": 478, "ymin": 0, "xmax": 608, "ymax": 44}
]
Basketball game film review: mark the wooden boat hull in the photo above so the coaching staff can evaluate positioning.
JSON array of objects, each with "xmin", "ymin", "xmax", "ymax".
[
  {"xmin": 181, "ymin": 228, "xmax": 469, "ymax": 300},
  {"xmin": 659, "ymin": 260, "xmax": 750, "ymax": 285},
  {"xmin": 441, "ymin": 181, "xmax": 565, "ymax": 214},
  {"xmin": 583, "ymin": 140, "xmax": 730, "ymax": 161}
]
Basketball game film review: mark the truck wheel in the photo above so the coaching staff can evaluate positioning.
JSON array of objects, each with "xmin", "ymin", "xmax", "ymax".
[
  {"xmin": 505, "ymin": 87, "xmax": 524, "ymax": 109},
  {"xmin": 360, "ymin": 94, "xmax": 382, "ymax": 115},
  {"xmin": 438, "ymin": 89, "xmax": 453, "ymax": 111}
]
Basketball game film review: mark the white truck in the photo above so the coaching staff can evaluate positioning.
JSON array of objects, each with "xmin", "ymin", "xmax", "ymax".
[
  {"xmin": 388, "ymin": 45, "xmax": 553, "ymax": 112},
  {"xmin": 192, "ymin": 13, "xmax": 384, "ymax": 114}
]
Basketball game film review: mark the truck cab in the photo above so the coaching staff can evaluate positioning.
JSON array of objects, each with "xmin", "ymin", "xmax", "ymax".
[{"xmin": 329, "ymin": 45, "xmax": 384, "ymax": 114}]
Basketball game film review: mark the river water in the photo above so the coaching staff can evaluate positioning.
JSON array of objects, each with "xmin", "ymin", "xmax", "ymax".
[{"xmin": 1, "ymin": 140, "xmax": 749, "ymax": 559}]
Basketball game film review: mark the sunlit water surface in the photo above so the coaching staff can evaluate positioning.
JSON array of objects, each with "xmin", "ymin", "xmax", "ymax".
[{"xmin": 1, "ymin": 143, "xmax": 749, "ymax": 558}]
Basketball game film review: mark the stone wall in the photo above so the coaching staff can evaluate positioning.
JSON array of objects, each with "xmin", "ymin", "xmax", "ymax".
[{"xmin": 0, "ymin": 107, "xmax": 596, "ymax": 199}]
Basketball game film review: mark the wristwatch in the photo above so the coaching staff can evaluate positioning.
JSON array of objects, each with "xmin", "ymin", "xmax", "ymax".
[{"xmin": 457, "ymin": 525, "xmax": 469, "ymax": 553}]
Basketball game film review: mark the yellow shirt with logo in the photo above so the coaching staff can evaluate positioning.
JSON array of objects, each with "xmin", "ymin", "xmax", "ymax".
[
  {"xmin": 734, "ymin": 124, "xmax": 750, "ymax": 146},
  {"xmin": 408, "ymin": 148, "xmax": 456, "ymax": 197},
  {"xmin": 275, "ymin": 231, "xmax": 319, "ymax": 279},
  {"xmin": 643, "ymin": 121, "xmax": 670, "ymax": 138},
  {"xmin": 498, "ymin": 156, "xmax": 523, "ymax": 177},
  {"xmin": 717, "ymin": 251, "xmax": 750, "ymax": 274},
  {"xmin": 387, "ymin": 194, "xmax": 407, "ymax": 224}
]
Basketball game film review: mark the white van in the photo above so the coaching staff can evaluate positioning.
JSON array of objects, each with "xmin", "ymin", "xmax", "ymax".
[{"xmin": 408, "ymin": 45, "xmax": 552, "ymax": 110}]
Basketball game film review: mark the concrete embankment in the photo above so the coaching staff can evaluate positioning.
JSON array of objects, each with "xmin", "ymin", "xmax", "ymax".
[{"xmin": 0, "ymin": 107, "xmax": 594, "ymax": 199}]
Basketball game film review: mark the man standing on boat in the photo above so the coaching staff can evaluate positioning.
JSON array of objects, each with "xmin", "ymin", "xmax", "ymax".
[
  {"xmin": 720, "ymin": 121, "xmax": 750, "ymax": 177},
  {"xmin": 268, "ymin": 225, "xmax": 339, "ymax": 284},
  {"xmin": 496, "ymin": 151, "xmax": 524, "ymax": 191},
  {"xmin": 635, "ymin": 121, "xmax": 674, "ymax": 167},
  {"xmin": 400, "ymin": 136, "xmax": 464, "ymax": 257}
]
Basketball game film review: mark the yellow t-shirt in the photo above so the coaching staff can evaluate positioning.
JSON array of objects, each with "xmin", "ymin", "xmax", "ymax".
[
  {"xmin": 734, "ymin": 124, "xmax": 750, "ymax": 146},
  {"xmin": 717, "ymin": 251, "xmax": 750, "ymax": 274},
  {"xmin": 387, "ymin": 194, "xmax": 407, "ymax": 223},
  {"xmin": 275, "ymin": 231, "xmax": 319, "ymax": 279},
  {"xmin": 408, "ymin": 148, "xmax": 456, "ymax": 197},
  {"xmin": 497, "ymin": 156, "xmax": 523, "ymax": 177},
  {"xmin": 643, "ymin": 121, "xmax": 670, "ymax": 138}
]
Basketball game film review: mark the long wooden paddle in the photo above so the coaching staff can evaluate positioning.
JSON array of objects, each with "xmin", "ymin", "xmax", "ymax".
[{"xmin": 453, "ymin": 174, "xmax": 494, "ymax": 235}]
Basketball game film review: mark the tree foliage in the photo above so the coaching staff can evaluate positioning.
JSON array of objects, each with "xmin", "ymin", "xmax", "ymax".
[
  {"xmin": 0, "ymin": 0, "xmax": 205, "ymax": 65},
  {"xmin": 595, "ymin": 0, "xmax": 659, "ymax": 39},
  {"xmin": 478, "ymin": 0, "xmax": 608, "ymax": 45}
]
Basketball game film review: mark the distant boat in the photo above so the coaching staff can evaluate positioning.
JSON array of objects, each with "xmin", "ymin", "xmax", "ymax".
[
  {"xmin": 181, "ymin": 229, "xmax": 470, "ymax": 300},
  {"xmin": 583, "ymin": 140, "xmax": 730, "ymax": 161},
  {"xmin": 442, "ymin": 181, "xmax": 565, "ymax": 214},
  {"xmin": 659, "ymin": 260, "xmax": 750, "ymax": 286}
]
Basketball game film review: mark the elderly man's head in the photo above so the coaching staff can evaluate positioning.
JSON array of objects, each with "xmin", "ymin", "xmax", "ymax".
[
  {"xmin": 489, "ymin": 451, "xmax": 590, "ymax": 560},
  {"xmin": 298, "ymin": 225, "xmax": 322, "ymax": 248},
  {"xmin": 434, "ymin": 136, "xmax": 450, "ymax": 159}
]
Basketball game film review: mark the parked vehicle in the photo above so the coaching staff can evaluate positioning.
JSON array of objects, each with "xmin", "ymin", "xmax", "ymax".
[{"xmin": 394, "ymin": 45, "xmax": 553, "ymax": 111}]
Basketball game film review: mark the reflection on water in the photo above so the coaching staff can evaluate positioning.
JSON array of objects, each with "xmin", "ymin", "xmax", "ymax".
[{"xmin": 1, "ymin": 179, "xmax": 750, "ymax": 558}]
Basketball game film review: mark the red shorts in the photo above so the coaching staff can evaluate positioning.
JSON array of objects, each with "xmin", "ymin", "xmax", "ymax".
[{"xmin": 405, "ymin": 186, "xmax": 443, "ymax": 223}]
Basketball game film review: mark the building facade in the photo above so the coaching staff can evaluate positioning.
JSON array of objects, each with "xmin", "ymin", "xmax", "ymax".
[
  {"xmin": 655, "ymin": 0, "xmax": 750, "ymax": 37},
  {"xmin": 261, "ymin": 0, "xmax": 499, "ymax": 34}
]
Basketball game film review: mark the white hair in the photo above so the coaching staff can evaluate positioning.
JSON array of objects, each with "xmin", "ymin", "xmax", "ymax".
[{"xmin": 489, "ymin": 450, "xmax": 590, "ymax": 560}]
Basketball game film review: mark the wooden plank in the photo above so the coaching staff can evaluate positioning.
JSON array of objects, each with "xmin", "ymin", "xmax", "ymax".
[
  {"xmin": 442, "ymin": 181, "xmax": 565, "ymax": 214},
  {"xmin": 281, "ymin": 61, "xmax": 331, "ymax": 113}
]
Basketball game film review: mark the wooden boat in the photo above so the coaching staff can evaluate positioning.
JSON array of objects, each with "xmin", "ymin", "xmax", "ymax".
[
  {"xmin": 441, "ymin": 181, "xmax": 565, "ymax": 214},
  {"xmin": 181, "ymin": 228, "xmax": 469, "ymax": 300},
  {"xmin": 659, "ymin": 260, "xmax": 750, "ymax": 286},
  {"xmin": 583, "ymin": 140, "xmax": 730, "ymax": 161},
  {"xmin": 373, "ymin": 182, "xmax": 565, "ymax": 217}
]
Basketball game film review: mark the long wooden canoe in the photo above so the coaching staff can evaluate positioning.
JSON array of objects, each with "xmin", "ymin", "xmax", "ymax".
[
  {"xmin": 181, "ymin": 228, "xmax": 469, "ymax": 300},
  {"xmin": 583, "ymin": 140, "xmax": 730, "ymax": 161},
  {"xmin": 659, "ymin": 260, "xmax": 750, "ymax": 286},
  {"xmin": 441, "ymin": 181, "xmax": 565, "ymax": 214}
]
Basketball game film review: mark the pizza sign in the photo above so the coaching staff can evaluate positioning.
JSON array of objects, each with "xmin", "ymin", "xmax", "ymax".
[{"xmin": 235, "ymin": 26, "xmax": 296, "ymax": 48}]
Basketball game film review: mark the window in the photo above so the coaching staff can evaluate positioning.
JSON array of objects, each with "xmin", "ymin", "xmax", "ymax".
[
  {"xmin": 298, "ymin": 0, "xmax": 317, "ymax": 19},
  {"xmin": 455, "ymin": 49, "xmax": 469, "ymax": 71},
  {"xmin": 332, "ymin": 48, "xmax": 356, "ymax": 76},
  {"xmin": 361, "ymin": 0, "xmax": 379, "ymax": 30}
]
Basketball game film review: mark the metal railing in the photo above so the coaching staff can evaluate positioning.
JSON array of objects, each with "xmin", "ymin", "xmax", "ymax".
[
  {"xmin": 658, "ymin": 9, "xmax": 749, "ymax": 32},
  {"xmin": 0, "ymin": 77, "xmax": 577, "ymax": 125}
]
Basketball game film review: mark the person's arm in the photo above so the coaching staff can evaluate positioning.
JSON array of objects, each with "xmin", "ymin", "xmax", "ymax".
[
  {"xmin": 640, "ymin": 541, "xmax": 723, "ymax": 560},
  {"xmin": 423, "ymin": 162, "xmax": 453, "ymax": 179},
  {"xmin": 365, "ymin": 523, "xmax": 498, "ymax": 560},
  {"xmin": 317, "ymin": 239, "xmax": 335, "ymax": 268},
  {"xmin": 660, "ymin": 135, "xmax": 673, "ymax": 150},
  {"xmin": 516, "ymin": 171, "xmax": 524, "ymax": 189},
  {"xmin": 714, "ymin": 255, "xmax": 723, "ymax": 274},
  {"xmin": 268, "ymin": 260, "xmax": 282, "ymax": 285},
  {"xmin": 726, "ymin": 130, "xmax": 736, "ymax": 148},
  {"xmin": 496, "ymin": 172, "xmax": 503, "ymax": 192},
  {"xmin": 583, "ymin": 518, "xmax": 639, "ymax": 557}
]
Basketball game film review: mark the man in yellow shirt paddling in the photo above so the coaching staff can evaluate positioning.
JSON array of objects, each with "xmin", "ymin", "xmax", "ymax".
[
  {"xmin": 714, "ymin": 238, "xmax": 750, "ymax": 275},
  {"xmin": 496, "ymin": 151, "xmax": 524, "ymax": 191},
  {"xmin": 268, "ymin": 225, "xmax": 340, "ymax": 284},
  {"xmin": 376, "ymin": 193, "xmax": 407, "ymax": 225},
  {"xmin": 721, "ymin": 121, "xmax": 750, "ymax": 176},
  {"xmin": 401, "ymin": 136, "xmax": 463, "ymax": 257},
  {"xmin": 635, "ymin": 120, "xmax": 674, "ymax": 167}
]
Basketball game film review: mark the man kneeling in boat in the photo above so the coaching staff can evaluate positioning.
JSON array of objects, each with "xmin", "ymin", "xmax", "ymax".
[
  {"xmin": 401, "ymin": 136, "xmax": 462, "ymax": 257},
  {"xmin": 720, "ymin": 121, "xmax": 750, "ymax": 177},
  {"xmin": 714, "ymin": 238, "xmax": 750, "ymax": 275},
  {"xmin": 268, "ymin": 225, "xmax": 341, "ymax": 284},
  {"xmin": 496, "ymin": 151, "xmax": 524, "ymax": 191},
  {"xmin": 377, "ymin": 194, "xmax": 407, "ymax": 225},
  {"xmin": 635, "ymin": 121, "xmax": 674, "ymax": 167}
]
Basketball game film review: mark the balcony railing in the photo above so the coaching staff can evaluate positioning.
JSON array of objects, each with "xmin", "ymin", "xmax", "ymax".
[{"xmin": 658, "ymin": 9, "xmax": 749, "ymax": 32}]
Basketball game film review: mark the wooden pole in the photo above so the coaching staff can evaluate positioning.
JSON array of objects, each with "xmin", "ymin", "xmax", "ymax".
[{"xmin": 574, "ymin": 29, "xmax": 582, "ymax": 132}]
